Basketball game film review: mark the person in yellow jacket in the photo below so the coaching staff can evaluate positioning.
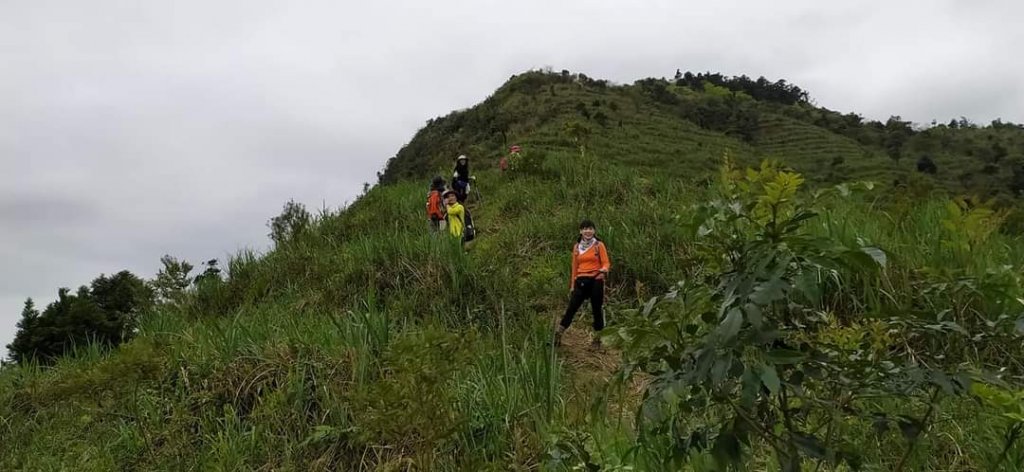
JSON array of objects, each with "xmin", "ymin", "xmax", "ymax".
[
  {"xmin": 443, "ymin": 190, "xmax": 466, "ymax": 239},
  {"xmin": 554, "ymin": 219, "xmax": 610, "ymax": 348}
]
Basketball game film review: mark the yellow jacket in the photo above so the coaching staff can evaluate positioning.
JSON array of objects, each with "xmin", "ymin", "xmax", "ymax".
[{"xmin": 446, "ymin": 202, "xmax": 465, "ymax": 237}]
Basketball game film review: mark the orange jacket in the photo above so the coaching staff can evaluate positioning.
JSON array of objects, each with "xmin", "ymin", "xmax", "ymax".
[
  {"xmin": 426, "ymin": 190, "xmax": 444, "ymax": 220},
  {"xmin": 570, "ymin": 240, "xmax": 610, "ymax": 289}
]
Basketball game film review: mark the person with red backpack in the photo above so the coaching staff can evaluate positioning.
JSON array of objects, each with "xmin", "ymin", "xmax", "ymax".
[
  {"xmin": 426, "ymin": 176, "xmax": 446, "ymax": 233},
  {"xmin": 554, "ymin": 219, "xmax": 611, "ymax": 349}
]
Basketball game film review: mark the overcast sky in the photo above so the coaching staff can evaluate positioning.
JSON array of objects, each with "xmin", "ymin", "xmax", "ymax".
[{"xmin": 2, "ymin": 0, "xmax": 1023, "ymax": 356}]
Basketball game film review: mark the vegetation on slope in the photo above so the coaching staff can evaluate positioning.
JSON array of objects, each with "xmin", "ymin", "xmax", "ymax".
[
  {"xmin": 2, "ymin": 69, "xmax": 1024, "ymax": 470},
  {"xmin": 382, "ymin": 69, "xmax": 1024, "ymax": 201}
]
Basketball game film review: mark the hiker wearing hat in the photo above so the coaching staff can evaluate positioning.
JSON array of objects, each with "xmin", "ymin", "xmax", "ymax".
[
  {"xmin": 443, "ymin": 189, "xmax": 465, "ymax": 238},
  {"xmin": 426, "ymin": 176, "xmax": 447, "ymax": 233},
  {"xmin": 554, "ymin": 219, "xmax": 611, "ymax": 349},
  {"xmin": 443, "ymin": 189, "xmax": 475, "ymax": 248},
  {"xmin": 451, "ymin": 154, "xmax": 472, "ymax": 203}
]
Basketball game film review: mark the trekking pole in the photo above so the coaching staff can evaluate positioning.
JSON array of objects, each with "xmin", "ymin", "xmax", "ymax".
[{"xmin": 472, "ymin": 176, "xmax": 483, "ymax": 203}]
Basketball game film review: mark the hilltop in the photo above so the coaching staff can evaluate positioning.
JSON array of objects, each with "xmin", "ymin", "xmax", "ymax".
[
  {"xmin": 2, "ymin": 70, "xmax": 1024, "ymax": 471},
  {"xmin": 383, "ymin": 69, "xmax": 1024, "ymax": 201}
]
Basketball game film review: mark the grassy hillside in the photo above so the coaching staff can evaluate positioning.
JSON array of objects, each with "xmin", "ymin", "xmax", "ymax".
[
  {"xmin": 3, "ymin": 70, "xmax": 1024, "ymax": 471},
  {"xmin": 382, "ymin": 70, "xmax": 1024, "ymax": 199}
]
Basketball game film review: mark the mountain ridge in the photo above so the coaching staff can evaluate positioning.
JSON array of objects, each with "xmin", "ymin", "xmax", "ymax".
[{"xmin": 381, "ymin": 69, "xmax": 1024, "ymax": 202}]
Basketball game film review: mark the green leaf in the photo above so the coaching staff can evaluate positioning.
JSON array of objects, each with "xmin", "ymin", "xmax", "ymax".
[
  {"xmin": 759, "ymin": 365, "xmax": 781, "ymax": 395},
  {"xmin": 741, "ymin": 368, "xmax": 760, "ymax": 408},
  {"xmin": 1016, "ymin": 316, "xmax": 1024, "ymax": 335},
  {"xmin": 794, "ymin": 271, "xmax": 822, "ymax": 305},
  {"xmin": 642, "ymin": 397, "xmax": 670, "ymax": 425},
  {"xmin": 712, "ymin": 355, "xmax": 732, "ymax": 384},
  {"xmin": 860, "ymin": 246, "xmax": 887, "ymax": 268},
  {"xmin": 743, "ymin": 303, "xmax": 763, "ymax": 329},
  {"xmin": 749, "ymin": 277, "xmax": 787, "ymax": 305},
  {"xmin": 841, "ymin": 248, "xmax": 883, "ymax": 272},
  {"xmin": 642, "ymin": 296, "xmax": 659, "ymax": 317},
  {"xmin": 780, "ymin": 210, "xmax": 819, "ymax": 233},
  {"xmin": 719, "ymin": 308, "xmax": 744, "ymax": 340}
]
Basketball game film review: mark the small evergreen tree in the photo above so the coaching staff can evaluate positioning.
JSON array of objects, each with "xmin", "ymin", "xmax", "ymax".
[
  {"xmin": 6, "ymin": 270, "xmax": 151, "ymax": 364},
  {"xmin": 91, "ymin": 270, "xmax": 153, "ymax": 317},
  {"xmin": 268, "ymin": 199, "xmax": 311, "ymax": 246},
  {"xmin": 5, "ymin": 299, "xmax": 40, "ymax": 363},
  {"xmin": 152, "ymin": 255, "xmax": 194, "ymax": 303}
]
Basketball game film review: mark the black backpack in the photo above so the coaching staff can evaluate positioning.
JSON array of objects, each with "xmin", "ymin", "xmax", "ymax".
[{"xmin": 462, "ymin": 207, "xmax": 476, "ymax": 242}]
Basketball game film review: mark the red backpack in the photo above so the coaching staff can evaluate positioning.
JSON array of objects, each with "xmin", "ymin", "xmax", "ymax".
[{"xmin": 426, "ymin": 190, "xmax": 444, "ymax": 220}]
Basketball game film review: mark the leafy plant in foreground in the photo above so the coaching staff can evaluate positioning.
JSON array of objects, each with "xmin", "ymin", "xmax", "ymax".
[{"xmin": 609, "ymin": 160, "xmax": 1022, "ymax": 471}]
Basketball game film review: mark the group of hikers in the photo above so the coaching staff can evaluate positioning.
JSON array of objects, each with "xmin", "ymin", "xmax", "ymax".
[
  {"xmin": 424, "ymin": 151, "xmax": 611, "ymax": 348},
  {"xmin": 425, "ymin": 154, "xmax": 476, "ymax": 243}
]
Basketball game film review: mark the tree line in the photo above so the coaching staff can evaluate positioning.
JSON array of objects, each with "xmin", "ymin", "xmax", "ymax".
[
  {"xmin": 674, "ymin": 70, "xmax": 810, "ymax": 105},
  {"xmin": 4, "ymin": 201, "xmax": 315, "ymax": 365},
  {"xmin": 5, "ymin": 256, "xmax": 224, "ymax": 364}
]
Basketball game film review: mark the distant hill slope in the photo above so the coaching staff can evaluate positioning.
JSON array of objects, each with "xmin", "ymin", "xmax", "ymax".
[{"xmin": 381, "ymin": 69, "xmax": 1024, "ymax": 200}]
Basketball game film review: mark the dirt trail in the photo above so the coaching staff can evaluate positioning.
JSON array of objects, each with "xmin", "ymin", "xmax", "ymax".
[
  {"xmin": 556, "ymin": 326, "xmax": 621, "ymax": 375},
  {"xmin": 552, "ymin": 325, "xmax": 650, "ymax": 426}
]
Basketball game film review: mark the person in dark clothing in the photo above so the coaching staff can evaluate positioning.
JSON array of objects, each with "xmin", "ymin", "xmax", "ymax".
[
  {"xmin": 451, "ymin": 154, "xmax": 471, "ymax": 202},
  {"xmin": 554, "ymin": 220, "xmax": 611, "ymax": 349}
]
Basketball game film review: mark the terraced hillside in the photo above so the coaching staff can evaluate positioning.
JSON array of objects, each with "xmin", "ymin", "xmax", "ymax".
[
  {"xmin": 752, "ymin": 113, "xmax": 897, "ymax": 183},
  {"xmin": 382, "ymin": 70, "xmax": 1023, "ymax": 200}
]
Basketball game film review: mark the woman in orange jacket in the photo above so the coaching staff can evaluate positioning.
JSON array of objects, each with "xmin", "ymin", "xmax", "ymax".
[{"xmin": 555, "ymin": 219, "xmax": 610, "ymax": 348}]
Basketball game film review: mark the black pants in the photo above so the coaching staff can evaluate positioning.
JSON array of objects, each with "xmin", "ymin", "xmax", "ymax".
[{"xmin": 561, "ymin": 277, "xmax": 604, "ymax": 331}]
